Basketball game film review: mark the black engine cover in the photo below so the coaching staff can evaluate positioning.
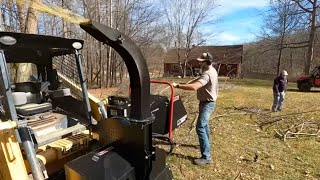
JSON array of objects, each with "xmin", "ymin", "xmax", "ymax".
[{"xmin": 65, "ymin": 147, "xmax": 136, "ymax": 180}]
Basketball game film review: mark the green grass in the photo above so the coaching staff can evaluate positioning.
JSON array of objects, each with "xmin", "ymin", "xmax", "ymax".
[{"xmin": 168, "ymin": 78, "xmax": 320, "ymax": 180}]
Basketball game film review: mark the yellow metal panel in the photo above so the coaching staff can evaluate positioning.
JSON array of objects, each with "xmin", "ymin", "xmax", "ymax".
[
  {"xmin": 81, "ymin": 130, "xmax": 99, "ymax": 140},
  {"xmin": 35, "ymin": 132, "xmax": 94, "ymax": 166},
  {"xmin": 65, "ymin": 165, "xmax": 83, "ymax": 180},
  {"xmin": 0, "ymin": 121, "xmax": 28, "ymax": 180}
]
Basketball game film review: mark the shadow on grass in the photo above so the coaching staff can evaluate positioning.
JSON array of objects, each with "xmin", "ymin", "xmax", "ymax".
[
  {"xmin": 273, "ymin": 109, "xmax": 320, "ymax": 118},
  {"xmin": 170, "ymin": 152, "xmax": 197, "ymax": 162},
  {"xmin": 224, "ymin": 106, "xmax": 271, "ymax": 113},
  {"xmin": 287, "ymin": 88, "xmax": 320, "ymax": 93},
  {"xmin": 155, "ymin": 141, "xmax": 199, "ymax": 150},
  {"xmin": 155, "ymin": 141, "xmax": 199, "ymax": 162},
  {"xmin": 258, "ymin": 109, "xmax": 320, "ymax": 128},
  {"xmin": 175, "ymin": 143, "xmax": 199, "ymax": 149},
  {"xmin": 171, "ymin": 143, "xmax": 199, "ymax": 163}
]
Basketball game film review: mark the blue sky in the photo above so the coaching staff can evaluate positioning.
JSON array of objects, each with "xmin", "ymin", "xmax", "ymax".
[{"xmin": 204, "ymin": 0, "xmax": 270, "ymax": 45}]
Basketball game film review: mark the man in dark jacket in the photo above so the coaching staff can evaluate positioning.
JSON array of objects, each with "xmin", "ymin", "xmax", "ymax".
[{"xmin": 272, "ymin": 70, "xmax": 288, "ymax": 112}]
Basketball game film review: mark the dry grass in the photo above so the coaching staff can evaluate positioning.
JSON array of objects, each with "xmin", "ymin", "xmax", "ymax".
[
  {"xmin": 168, "ymin": 78, "xmax": 320, "ymax": 180},
  {"xmin": 89, "ymin": 78, "xmax": 320, "ymax": 179}
]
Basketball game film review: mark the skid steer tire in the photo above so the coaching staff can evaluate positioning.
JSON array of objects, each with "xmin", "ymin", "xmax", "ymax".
[{"xmin": 298, "ymin": 81, "xmax": 312, "ymax": 92}]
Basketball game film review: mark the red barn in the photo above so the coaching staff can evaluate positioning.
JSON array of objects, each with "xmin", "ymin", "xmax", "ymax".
[{"xmin": 163, "ymin": 45, "xmax": 243, "ymax": 78}]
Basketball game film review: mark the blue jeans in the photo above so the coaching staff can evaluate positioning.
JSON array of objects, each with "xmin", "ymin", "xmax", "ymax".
[
  {"xmin": 196, "ymin": 101, "xmax": 216, "ymax": 160},
  {"xmin": 272, "ymin": 92, "xmax": 285, "ymax": 111}
]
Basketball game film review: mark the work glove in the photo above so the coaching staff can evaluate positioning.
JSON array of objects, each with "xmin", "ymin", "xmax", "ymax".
[{"xmin": 172, "ymin": 82, "xmax": 179, "ymax": 88}]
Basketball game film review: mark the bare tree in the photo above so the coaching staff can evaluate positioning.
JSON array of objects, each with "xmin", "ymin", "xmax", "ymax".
[
  {"xmin": 79, "ymin": 0, "xmax": 163, "ymax": 87},
  {"xmin": 260, "ymin": 0, "xmax": 301, "ymax": 75},
  {"xmin": 292, "ymin": 0, "xmax": 320, "ymax": 74},
  {"xmin": 3, "ymin": 0, "xmax": 167, "ymax": 87},
  {"xmin": 163, "ymin": 0, "xmax": 215, "ymax": 77}
]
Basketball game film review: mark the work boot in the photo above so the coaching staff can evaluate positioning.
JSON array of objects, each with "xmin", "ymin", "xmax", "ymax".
[{"xmin": 194, "ymin": 158, "xmax": 212, "ymax": 166}]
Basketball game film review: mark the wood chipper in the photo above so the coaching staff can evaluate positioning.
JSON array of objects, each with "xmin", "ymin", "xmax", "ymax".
[{"xmin": 0, "ymin": 21, "xmax": 187, "ymax": 180}]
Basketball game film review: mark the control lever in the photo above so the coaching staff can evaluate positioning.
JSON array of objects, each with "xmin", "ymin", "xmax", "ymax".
[{"xmin": 98, "ymin": 101, "xmax": 108, "ymax": 119}]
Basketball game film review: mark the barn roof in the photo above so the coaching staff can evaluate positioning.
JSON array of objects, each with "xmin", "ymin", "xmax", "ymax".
[{"xmin": 164, "ymin": 45, "xmax": 243, "ymax": 64}]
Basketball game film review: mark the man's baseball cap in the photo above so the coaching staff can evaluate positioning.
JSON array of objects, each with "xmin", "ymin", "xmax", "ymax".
[
  {"xmin": 282, "ymin": 70, "xmax": 288, "ymax": 76},
  {"xmin": 197, "ymin": 52, "xmax": 213, "ymax": 62}
]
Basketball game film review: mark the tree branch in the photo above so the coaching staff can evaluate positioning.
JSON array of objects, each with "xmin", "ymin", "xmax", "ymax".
[{"xmin": 294, "ymin": 0, "xmax": 312, "ymax": 13}]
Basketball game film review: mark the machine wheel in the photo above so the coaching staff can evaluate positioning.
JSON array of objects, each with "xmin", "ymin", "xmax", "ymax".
[{"xmin": 298, "ymin": 81, "xmax": 312, "ymax": 92}]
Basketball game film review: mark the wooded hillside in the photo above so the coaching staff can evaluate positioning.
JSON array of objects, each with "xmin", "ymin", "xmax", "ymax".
[
  {"xmin": 3, "ymin": 0, "xmax": 320, "ymax": 83},
  {"xmin": 244, "ymin": 0, "xmax": 320, "ymax": 81},
  {"xmin": 1, "ymin": 0, "xmax": 215, "ymax": 88}
]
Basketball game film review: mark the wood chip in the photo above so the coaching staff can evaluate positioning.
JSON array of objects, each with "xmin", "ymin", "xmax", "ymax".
[{"xmin": 270, "ymin": 164, "xmax": 275, "ymax": 170}]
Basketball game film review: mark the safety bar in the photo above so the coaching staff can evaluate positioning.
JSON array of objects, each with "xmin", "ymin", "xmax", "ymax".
[{"xmin": 150, "ymin": 80, "xmax": 175, "ymax": 139}]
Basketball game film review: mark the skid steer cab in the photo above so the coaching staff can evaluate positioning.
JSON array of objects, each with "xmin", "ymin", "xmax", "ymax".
[
  {"xmin": 297, "ymin": 66, "xmax": 320, "ymax": 92},
  {"xmin": 0, "ymin": 21, "xmax": 187, "ymax": 180}
]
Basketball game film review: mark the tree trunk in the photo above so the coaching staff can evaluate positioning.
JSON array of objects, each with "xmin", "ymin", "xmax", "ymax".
[
  {"xmin": 16, "ymin": 1, "xmax": 26, "ymax": 32},
  {"xmin": 16, "ymin": 0, "xmax": 40, "ymax": 83},
  {"xmin": 0, "ymin": 5, "xmax": 4, "ymax": 31},
  {"xmin": 290, "ymin": 49, "xmax": 293, "ymax": 76},
  {"xmin": 304, "ymin": 1, "xmax": 317, "ymax": 74},
  {"xmin": 178, "ymin": 62, "xmax": 183, "ymax": 77},
  {"xmin": 61, "ymin": 0, "xmax": 67, "ymax": 77},
  {"xmin": 86, "ymin": 36, "xmax": 90, "ymax": 86},
  {"xmin": 25, "ymin": 0, "xmax": 39, "ymax": 34},
  {"xmin": 106, "ymin": 0, "xmax": 113, "ymax": 87},
  {"xmin": 106, "ymin": 48, "xmax": 110, "ymax": 87},
  {"xmin": 99, "ymin": 43, "xmax": 103, "ymax": 88},
  {"xmin": 276, "ymin": 49, "xmax": 283, "ymax": 76},
  {"xmin": 188, "ymin": 64, "xmax": 194, "ymax": 77},
  {"xmin": 277, "ymin": 33, "xmax": 285, "ymax": 76},
  {"xmin": 91, "ymin": 60, "xmax": 93, "ymax": 83},
  {"xmin": 183, "ymin": 60, "xmax": 187, "ymax": 77}
]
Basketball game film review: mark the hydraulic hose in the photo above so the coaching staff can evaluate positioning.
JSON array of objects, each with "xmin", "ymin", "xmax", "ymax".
[{"xmin": 152, "ymin": 133, "xmax": 174, "ymax": 155}]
